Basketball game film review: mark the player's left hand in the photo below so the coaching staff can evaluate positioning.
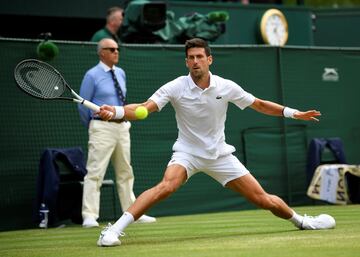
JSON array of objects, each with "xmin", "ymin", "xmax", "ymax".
[
  {"xmin": 294, "ymin": 110, "xmax": 321, "ymax": 121},
  {"xmin": 97, "ymin": 105, "xmax": 116, "ymax": 120}
]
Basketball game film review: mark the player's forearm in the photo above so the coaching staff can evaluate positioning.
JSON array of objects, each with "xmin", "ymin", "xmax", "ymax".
[
  {"xmin": 108, "ymin": 104, "xmax": 140, "ymax": 120},
  {"xmin": 99, "ymin": 100, "xmax": 158, "ymax": 121},
  {"xmin": 251, "ymin": 99, "xmax": 286, "ymax": 116},
  {"xmin": 118, "ymin": 102, "xmax": 153, "ymax": 120},
  {"xmin": 123, "ymin": 104, "xmax": 143, "ymax": 120},
  {"xmin": 262, "ymin": 101, "xmax": 285, "ymax": 116}
]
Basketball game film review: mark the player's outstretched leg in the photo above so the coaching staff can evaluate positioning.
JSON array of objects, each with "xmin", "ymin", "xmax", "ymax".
[
  {"xmin": 226, "ymin": 174, "xmax": 335, "ymax": 230},
  {"xmin": 97, "ymin": 165, "xmax": 187, "ymax": 247}
]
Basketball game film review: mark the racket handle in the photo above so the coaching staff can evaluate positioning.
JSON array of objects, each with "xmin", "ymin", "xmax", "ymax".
[
  {"xmin": 82, "ymin": 100, "xmax": 100, "ymax": 112},
  {"xmin": 82, "ymin": 100, "xmax": 114, "ymax": 117}
]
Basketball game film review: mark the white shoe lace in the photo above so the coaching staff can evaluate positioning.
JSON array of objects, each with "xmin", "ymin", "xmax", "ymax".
[
  {"xmin": 301, "ymin": 214, "xmax": 310, "ymax": 229},
  {"xmin": 102, "ymin": 223, "xmax": 112, "ymax": 231},
  {"xmin": 100, "ymin": 223, "xmax": 125, "ymax": 237},
  {"xmin": 301, "ymin": 214, "xmax": 321, "ymax": 229}
]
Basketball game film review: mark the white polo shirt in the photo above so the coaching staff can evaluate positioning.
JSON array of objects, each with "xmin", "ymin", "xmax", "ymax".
[{"xmin": 149, "ymin": 72, "xmax": 255, "ymax": 159}]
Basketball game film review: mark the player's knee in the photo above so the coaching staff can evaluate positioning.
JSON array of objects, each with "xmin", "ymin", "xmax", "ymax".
[{"xmin": 154, "ymin": 181, "xmax": 178, "ymax": 200}]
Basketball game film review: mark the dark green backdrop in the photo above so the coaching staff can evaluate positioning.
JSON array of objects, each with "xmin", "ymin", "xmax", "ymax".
[
  {"xmin": 1, "ymin": 1, "xmax": 360, "ymax": 46},
  {"xmin": 1, "ymin": 39, "xmax": 359, "ymax": 231}
]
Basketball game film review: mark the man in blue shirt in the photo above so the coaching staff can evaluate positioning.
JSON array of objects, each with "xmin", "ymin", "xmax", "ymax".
[{"xmin": 78, "ymin": 38, "xmax": 156, "ymax": 228}]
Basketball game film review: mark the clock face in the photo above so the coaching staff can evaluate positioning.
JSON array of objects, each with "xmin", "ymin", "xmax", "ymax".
[{"xmin": 260, "ymin": 9, "xmax": 288, "ymax": 46}]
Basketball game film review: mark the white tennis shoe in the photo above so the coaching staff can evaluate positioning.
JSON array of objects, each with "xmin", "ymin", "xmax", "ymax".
[
  {"xmin": 97, "ymin": 223, "xmax": 124, "ymax": 247},
  {"xmin": 136, "ymin": 214, "xmax": 157, "ymax": 223},
  {"xmin": 82, "ymin": 217, "xmax": 99, "ymax": 228},
  {"xmin": 300, "ymin": 214, "xmax": 336, "ymax": 230}
]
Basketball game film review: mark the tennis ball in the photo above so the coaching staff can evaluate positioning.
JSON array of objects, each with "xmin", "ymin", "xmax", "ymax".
[
  {"xmin": 37, "ymin": 41, "xmax": 59, "ymax": 61},
  {"xmin": 135, "ymin": 106, "xmax": 148, "ymax": 120}
]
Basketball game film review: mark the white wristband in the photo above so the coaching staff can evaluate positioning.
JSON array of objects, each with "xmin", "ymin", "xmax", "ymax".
[
  {"xmin": 283, "ymin": 107, "xmax": 298, "ymax": 119},
  {"xmin": 114, "ymin": 106, "xmax": 125, "ymax": 119}
]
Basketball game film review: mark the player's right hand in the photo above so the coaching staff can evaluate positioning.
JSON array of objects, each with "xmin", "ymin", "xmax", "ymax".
[{"xmin": 98, "ymin": 105, "xmax": 116, "ymax": 120}]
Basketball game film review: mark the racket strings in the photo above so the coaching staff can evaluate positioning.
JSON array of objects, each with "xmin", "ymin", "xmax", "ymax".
[{"xmin": 15, "ymin": 61, "xmax": 66, "ymax": 99}]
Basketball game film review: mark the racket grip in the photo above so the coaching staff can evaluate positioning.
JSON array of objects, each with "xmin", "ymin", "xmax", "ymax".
[
  {"xmin": 82, "ymin": 100, "xmax": 100, "ymax": 112},
  {"xmin": 82, "ymin": 100, "xmax": 114, "ymax": 117}
]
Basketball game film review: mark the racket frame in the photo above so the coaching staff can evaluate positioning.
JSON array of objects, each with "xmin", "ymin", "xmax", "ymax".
[{"xmin": 14, "ymin": 59, "xmax": 100, "ymax": 112}]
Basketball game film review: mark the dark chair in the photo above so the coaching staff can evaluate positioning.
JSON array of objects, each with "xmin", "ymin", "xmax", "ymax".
[
  {"xmin": 34, "ymin": 147, "xmax": 118, "ymax": 227},
  {"xmin": 56, "ymin": 158, "xmax": 117, "ymax": 222},
  {"xmin": 306, "ymin": 137, "xmax": 347, "ymax": 186}
]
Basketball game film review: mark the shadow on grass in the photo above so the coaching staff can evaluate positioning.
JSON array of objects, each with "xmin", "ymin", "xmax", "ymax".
[{"xmin": 124, "ymin": 228, "xmax": 297, "ymax": 246}]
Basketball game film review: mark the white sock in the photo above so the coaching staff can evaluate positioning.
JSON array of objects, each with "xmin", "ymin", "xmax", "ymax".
[
  {"xmin": 111, "ymin": 212, "xmax": 134, "ymax": 236},
  {"xmin": 288, "ymin": 210, "xmax": 304, "ymax": 228}
]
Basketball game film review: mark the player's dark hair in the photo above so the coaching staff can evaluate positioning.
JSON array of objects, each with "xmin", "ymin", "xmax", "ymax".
[{"xmin": 185, "ymin": 38, "xmax": 211, "ymax": 57}]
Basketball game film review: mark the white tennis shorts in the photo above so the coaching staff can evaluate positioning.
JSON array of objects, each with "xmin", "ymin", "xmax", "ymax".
[{"xmin": 167, "ymin": 151, "xmax": 250, "ymax": 186}]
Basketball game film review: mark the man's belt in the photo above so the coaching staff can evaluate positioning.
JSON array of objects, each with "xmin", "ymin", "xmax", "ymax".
[{"xmin": 93, "ymin": 117, "xmax": 126, "ymax": 123}]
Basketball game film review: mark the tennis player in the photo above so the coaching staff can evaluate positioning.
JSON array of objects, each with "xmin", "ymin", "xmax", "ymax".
[{"xmin": 96, "ymin": 38, "xmax": 335, "ymax": 247}]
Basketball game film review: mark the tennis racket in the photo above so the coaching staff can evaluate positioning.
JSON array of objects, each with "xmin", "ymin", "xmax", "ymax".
[{"xmin": 14, "ymin": 59, "xmax": 100, "ymax": 112}]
